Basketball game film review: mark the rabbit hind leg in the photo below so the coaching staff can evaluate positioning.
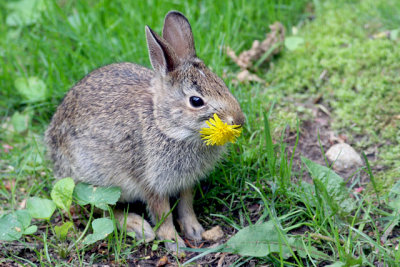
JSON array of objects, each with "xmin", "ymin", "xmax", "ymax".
[{"xmin": 114, "ymin": 209, "xmax": 155, "ymax": 242}]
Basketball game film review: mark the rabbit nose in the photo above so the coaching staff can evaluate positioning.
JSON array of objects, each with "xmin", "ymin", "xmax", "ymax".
[
  {"xmin": 227, "ymin": 114, "xmax": 245, "ymax": 126},
  {"xmin": 234, "ymin": 113, "xmax": 245, "ymax": 126}
]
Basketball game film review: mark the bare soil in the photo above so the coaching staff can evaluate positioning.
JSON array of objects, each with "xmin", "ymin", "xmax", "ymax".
[{"xmin": 285, "ymin": 105, "xmax": 371, "ymax": 187}]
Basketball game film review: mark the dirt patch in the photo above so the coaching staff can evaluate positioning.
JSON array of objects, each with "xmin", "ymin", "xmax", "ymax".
[{"xmin": 284, "ymin": 104, "xmax": 371, "ymax": 187}]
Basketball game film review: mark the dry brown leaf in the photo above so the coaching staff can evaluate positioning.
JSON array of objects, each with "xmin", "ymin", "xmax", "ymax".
[
  {"xmin": 371, "ymin": 31, "xmax": 391, "ymax": 39},
  {"xmin": 236, "ymin": 70, "xmax": 264, "ymax": 83},
  {"xmin": 156, "ymin": 256, "xmax": 169, "ymax": 267},
  {"xmin": 2, "ymin": 144, "xmax": 14, "ymax": 153},
  {"xmin": 19, "ymin": 198, "xmax": 27, "ymax": 209},
  {"xmin": 201, "ymin": 225, "xmax": 224, "ymax": 241},
  {"xmin": 4, "ymin": 179, "xmax": 16, "ymax": 191}
]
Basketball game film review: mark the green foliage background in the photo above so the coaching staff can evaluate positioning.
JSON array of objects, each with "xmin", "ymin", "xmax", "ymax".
[{"xmin": 263, "ymin": 0, "xmax": 400, "ymax": 181}]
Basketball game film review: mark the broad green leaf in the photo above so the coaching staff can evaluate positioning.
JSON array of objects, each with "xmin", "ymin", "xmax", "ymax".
[
  {"xmin": 302, "ymin": 157, "xmax": 356, "ymax": 215},
  {"xmin": 27, "ymin": 197, "xmax": 56, "ymax": 220},
  {"xmin": 344, "ymin": 255, "xmax": 363, "ymax": 266},
  {"xmin": 0, "ymin": 210, "xmax": 37, "ymax": 240},
  {"xmin": 14, "ymin": 76, "xmax": 47, "ymax": 102},
  {"xmin": 0, "ymin": 214, "xmax": 23, "ymax": 241},
  {"xmin": 325, "ymin": 253, "xmax": 362, "ymax": 267},
  {"xmin": 21, "ymin": 146, "xmax": 44, "ymax": 170},
  {"xmin": 51, "ymin": 178, "xmax": 75, "ymax": 212},
  {"xmin": 6, "ymin": 0, "xmax": 46, "ymax": 26},
  {"xmin": 82, "ymin": 218, "xmax": 114, "ymax": 245},
  {"xmin": 55, "ymin": 222, "xmax": 74, "ymax": 241},
  {"xmin": 11, "ymin": 111, "xmax": 30, "ymax": 133},
  {"xmin": 24, "ymin": 225, "xmax": 38, "ymax": 235},
  {"xmin": 73, "ymin": 183, "xmax": 121, "ymax": 210},
  {"xmin": 388, "ymin": 180, "xmax": 400, "ymax": 210},
  {"xmin": 224, "ymin": 221, "xmax": 291, "ymax": 258},
  {"xmin": 291, "ymin": 238, "xmax": 328, "ymax": 260},
  {"xmin": 223, "ymin": 221, "xmax": 328, "ymax": 260},
  {"xmin": 152, "ymin": 243, "xmax": 159, "ymax": 251},
  {"xmin": 390, "ymin": 29, "xmax": 399, "ymax": 40},
  {"xmin": 127, "ymin": 231, "xmax": 136, "ymax": 239},
  {"xmin": 14, "ymin": 210, "xmax": 32, "ymax": 229},
  {"xmin": 284, "ymin": 36, "xmax": 304, "ymax": 51}
]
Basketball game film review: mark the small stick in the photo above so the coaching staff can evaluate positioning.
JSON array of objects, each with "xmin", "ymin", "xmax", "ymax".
[{"xmin": 310, "ymin": 233, "xmax": 345, "ymax": 245}]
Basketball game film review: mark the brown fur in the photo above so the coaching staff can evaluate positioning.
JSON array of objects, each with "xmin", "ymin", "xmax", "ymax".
[{"xmin": 45, "ymin": 11, "xmax": 244, "ymax": 250}]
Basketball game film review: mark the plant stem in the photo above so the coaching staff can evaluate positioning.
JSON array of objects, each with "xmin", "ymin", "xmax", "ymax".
[
  {"xmin": 67, "ymin": 204, "xmax": 94, "ymax": 251},
  {"xmin": 310, "ymin": 233, "xmax": 345, "ymax": 245}
]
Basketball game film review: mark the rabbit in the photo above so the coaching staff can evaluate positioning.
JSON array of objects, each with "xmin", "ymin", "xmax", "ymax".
[{"xmin": 45, "ymin": 11, "xmax": 245, "ymax": 251}]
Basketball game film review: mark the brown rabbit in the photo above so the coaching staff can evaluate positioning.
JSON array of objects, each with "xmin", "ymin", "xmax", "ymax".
[{"xmin": 45, "ymin": 11, "xmax": 245, "ymax": 250}]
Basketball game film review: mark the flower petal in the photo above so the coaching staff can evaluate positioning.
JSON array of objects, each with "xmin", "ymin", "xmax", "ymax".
[{"xmin": 200, "ymin": 113, "xmax": 242, "ymax": 146}]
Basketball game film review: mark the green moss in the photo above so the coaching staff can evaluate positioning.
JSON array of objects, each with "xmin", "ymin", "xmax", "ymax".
[{"xmin": 264, "ymin": 0, "xmax": 400, "ymax": 178}]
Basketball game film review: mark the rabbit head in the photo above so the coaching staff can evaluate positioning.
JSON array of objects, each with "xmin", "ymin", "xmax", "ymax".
[{"xmin": 145, "ymin": 11, "xmax": 245, "ymax": 143}]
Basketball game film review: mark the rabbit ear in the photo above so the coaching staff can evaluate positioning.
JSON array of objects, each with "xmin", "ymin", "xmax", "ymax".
[
  {"xmin": 145, "ymin": 26, "xmax": 179, "ymax": 74},
  {"xmin": 162, "ymin": 11, "xmax": 196, "ymax": 60}
]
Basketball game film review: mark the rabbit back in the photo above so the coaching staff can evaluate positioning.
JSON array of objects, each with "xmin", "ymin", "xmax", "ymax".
[{"xmin": 46, "ymin": 63, "xmax": 154, "ymax": 200}]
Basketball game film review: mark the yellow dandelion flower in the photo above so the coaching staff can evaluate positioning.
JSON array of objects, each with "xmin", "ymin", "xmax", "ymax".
[{"xmin": 200, "ymin": 113, "xmax": 242, "ymax": 146}]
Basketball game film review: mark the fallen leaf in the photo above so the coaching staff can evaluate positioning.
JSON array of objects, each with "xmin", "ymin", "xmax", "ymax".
[
  {"xmin": 354, "ymin": 187, "xmax": 364, "ymax": 194},
  {"xmin": 19, "ymin": 199, "xmax": 27, "ymax": 209},
  {"xmin": 236, "ymin": 70, "xmax": 264, "ymax": 83},
  {"xmin": 247, "ymin": 203, "xmax": 260, "ymax": 213},
  {"xmin": 284, "ymin": 36, "xmax": 304, "ymax": 51},
  {"xmin": 11, "ymin": 111, "xmax": 31, "ymax": 134},
  {"xmin": 14, "ymin": 76, "xmax": 47, "ymax": 102},
  {"xmin": 4, "ymin": 180, "xmax": 16, "ymax": 191},
  {"xmin": 156, "ymin": 256, "xmax": 169, "ymax": 267},
  {"xmin": 202, "ymin": 225, "xmax": 224, "ymax": 241},
  {"xmin": 2, "ymin": 144, "xmax": 13, "ymax": 153}
]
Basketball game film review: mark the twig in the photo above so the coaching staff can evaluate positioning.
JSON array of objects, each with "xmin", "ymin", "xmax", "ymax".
[
  {"xmin": 217, "ymin": 253, "xmax": 227, "ymax": 267},
  {"xmin": 310, "ymin": 233, "xmax": 345, "ymax": 244}
]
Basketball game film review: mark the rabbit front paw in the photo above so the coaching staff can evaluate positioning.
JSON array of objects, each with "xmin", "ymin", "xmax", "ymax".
[{"xmin": 179, "ymin": 215, "xmax": 204, "ymax": 241}]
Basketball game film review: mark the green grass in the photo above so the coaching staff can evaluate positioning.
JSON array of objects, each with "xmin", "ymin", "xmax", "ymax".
[
  {"xmin": 1, "ymin": 0, "xmax": 400, "ymax": 266},
  {"xmin": 262, "ymin": 0, "xmax": 400, "ymax": 183}
]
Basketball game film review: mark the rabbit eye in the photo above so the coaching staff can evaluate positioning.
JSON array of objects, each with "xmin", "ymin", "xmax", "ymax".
[{"xmin": 189, "ymin": 96, "xmax": 204, "ymax": 108}]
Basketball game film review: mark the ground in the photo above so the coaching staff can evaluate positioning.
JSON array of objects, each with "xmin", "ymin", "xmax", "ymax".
[{"xmin": 1, "ymin": 0, "xmax": 400, "ymax": 266}]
